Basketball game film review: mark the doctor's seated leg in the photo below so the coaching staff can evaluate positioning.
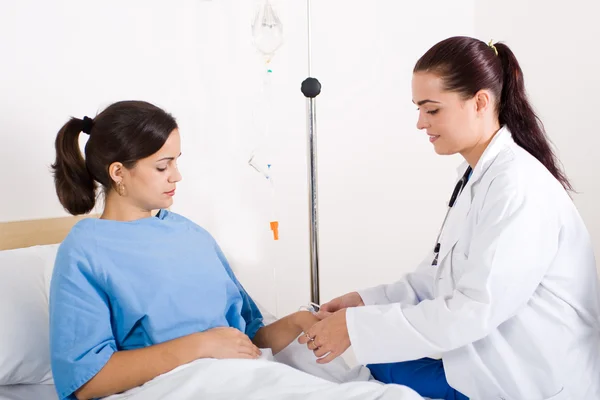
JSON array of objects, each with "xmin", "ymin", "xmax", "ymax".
[{"xmin": 367, "ymin": 358, "xmax": 468, "ymax": 400}]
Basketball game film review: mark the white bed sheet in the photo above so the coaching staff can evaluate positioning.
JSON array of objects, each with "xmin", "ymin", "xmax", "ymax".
[
  {"xmin": 0, "ymin": 343, "xmax": 430, "ymax": 400},
  {"xmin": 0, "ymin": 384, "xmax": 58, "ymax": 400},
  {"xmin": 104, "ymin": 357, "xmax": 423, "ymax": 400}
]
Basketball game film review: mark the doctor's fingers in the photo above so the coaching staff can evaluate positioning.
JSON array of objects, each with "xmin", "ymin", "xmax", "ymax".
[
  {"xmin": 319, "ymin": 299, "xmax": 342, "ymax": 314},
  {"xmin": 315, "ymin": 310, "xmax": 333, "ymax": 320},
  {"xmin": 305, "ymin": 323, "xmax": 325, "ymax": 343},
  {"xmin": 313, "ymin": 345, "xmax": 331, "ymax": 358},
  {"xmin": 298, "ymin": 334, "xmax": 311, "ymax": 345},
  {"xmin": 316, "ymin": 350, "xmax": 339, "ymax": 365},
  {"xmin": 307, "ymin": 339, "xmax": 320, "ymax": 351}
]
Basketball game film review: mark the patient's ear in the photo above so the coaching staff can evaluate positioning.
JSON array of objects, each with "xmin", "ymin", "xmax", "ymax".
[{"xmin": 108, "ymin": 162, "xmax": 125, "ymax": 185}]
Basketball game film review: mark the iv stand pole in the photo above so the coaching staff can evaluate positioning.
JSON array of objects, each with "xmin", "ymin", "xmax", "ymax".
[{"xmin": 301, "ymin": 0, "xmax": 322, "ymax": 305}]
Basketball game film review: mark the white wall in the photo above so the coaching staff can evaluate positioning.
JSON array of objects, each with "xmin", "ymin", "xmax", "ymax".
[
  {"xmin": 0, "ymin": 0, "xmax": 205, "ymax": 220},
  {"xmin": 310, "ymin": 1, "xmax": 474, "ymax": 304},
  {"xmin": 1, "ymin": 0, "xmax": 491, "ymax": 318},
  {"xmin": 475, "ymin": 0, "xmax": 600, "ymax": 264}
]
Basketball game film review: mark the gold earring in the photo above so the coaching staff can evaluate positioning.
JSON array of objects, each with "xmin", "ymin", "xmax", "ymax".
[{"xmin": 117, "ymin": 181, "xmax": 126, "ymax": 196}]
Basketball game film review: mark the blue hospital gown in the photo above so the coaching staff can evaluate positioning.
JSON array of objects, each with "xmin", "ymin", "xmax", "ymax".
[{"xmin": 49, "ymin": 210, "xmax": 263, "ymax": 400}]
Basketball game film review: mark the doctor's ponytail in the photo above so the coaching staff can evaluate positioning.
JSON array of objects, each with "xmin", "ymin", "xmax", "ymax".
[
  {"xmin": 494, "ymin": 43, "xmax": 572, "ymax": 192},
  {"xmin": 414, "ymin": 36, "xmax": 572, "ymax": 192}
]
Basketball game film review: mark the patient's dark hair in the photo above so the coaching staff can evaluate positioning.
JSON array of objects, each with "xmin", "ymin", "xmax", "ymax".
[{"xmin": 51, "ymin": 100, "xmax": 178, "ymax": 215}]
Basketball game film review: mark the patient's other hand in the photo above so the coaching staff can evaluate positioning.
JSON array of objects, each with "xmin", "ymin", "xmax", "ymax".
[
  {"xmin": 197, "ymin": 327, "xmax": 261, "ymax": 360},
  {"xmin": 316, "ymin": 292, "xmax": 364, "ymax": 320}
]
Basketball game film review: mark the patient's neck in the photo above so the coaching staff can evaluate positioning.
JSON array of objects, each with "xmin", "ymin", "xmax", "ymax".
[{"xmin": 101, "ymin": 192, "xmax": 153, "ymax": 222}]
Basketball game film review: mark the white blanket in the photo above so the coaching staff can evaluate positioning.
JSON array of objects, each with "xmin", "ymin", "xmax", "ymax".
[{"xmin": 104, "ymin": 338, "xmax": 423, "ymax": 400}]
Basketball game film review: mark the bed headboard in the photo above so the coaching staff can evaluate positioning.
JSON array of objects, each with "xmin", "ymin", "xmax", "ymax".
[{"xmin": 0, "ymin": 214, "xmax": 99, "ymax": 251}]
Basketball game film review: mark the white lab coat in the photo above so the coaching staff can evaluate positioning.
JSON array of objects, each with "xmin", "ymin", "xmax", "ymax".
[{"xmin": 346, "ymin": 127, "xmax": 600, "ymax": 399}]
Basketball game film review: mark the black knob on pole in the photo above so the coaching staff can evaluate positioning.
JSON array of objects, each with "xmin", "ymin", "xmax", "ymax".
[{"xmin": 301, "ymin": 77, "xmax": 321, "ymax": 98}]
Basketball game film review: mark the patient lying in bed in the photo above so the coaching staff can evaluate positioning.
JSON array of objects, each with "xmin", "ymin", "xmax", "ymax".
[
  {"xmin": 50, "ymin": 208, "xmax": 324, "ymax": 400},
  {"xmin": 49, "ymin": 101, "xmax": 368, "ymax": 400},
  {"xmin": 48, "ymin": 101, "xmax": 423, "ymax": 400}
]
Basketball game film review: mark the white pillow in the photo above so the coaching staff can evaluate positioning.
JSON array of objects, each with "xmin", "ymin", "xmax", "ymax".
[{"xmin": 0, "ymin": 244, "xmax": 59, "ymax": 385}]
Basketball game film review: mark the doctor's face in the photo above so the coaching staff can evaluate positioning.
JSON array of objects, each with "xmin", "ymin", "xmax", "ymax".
[{"xmin": 412, "ymin": 72, "xmax": 480, "ymax": 156}]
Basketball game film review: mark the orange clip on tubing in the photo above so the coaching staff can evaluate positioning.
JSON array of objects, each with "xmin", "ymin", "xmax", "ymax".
[{"xmin": 270, "ymin": 221, "xmax": 279, "ymax": 240}]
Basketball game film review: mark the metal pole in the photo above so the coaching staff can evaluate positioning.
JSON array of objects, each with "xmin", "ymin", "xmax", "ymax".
[
  {"xmin": 307, "ymin": 97, "xmax": 319, "ymax": 305},
  {"xmin": 301, "ymin": 0, "xmax": 321, "ymax": 305}
]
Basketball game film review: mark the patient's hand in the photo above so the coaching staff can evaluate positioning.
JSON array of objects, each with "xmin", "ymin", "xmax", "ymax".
[
  {"xmin": 252, "ymin": 311, "xmax": 320, "ymax": 355},
  {"xmin": 198, "ymin": 327, "xmax": 262, "ymax": 360}
]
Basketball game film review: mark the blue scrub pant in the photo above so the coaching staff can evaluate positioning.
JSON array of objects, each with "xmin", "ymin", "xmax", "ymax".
[{"xmin": 367, "ymin": 358, "xmax": 469, "ymax": 400}]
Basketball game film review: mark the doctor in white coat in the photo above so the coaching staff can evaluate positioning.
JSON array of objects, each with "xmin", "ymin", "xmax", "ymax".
[{"xmin": 299, "ymin": 36, "xmax": 600, "ymax": 400}]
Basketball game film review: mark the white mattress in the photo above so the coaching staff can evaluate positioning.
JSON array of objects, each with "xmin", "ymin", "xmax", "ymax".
[{"xmin": 0, "ymin": 384, "xmax": 58, "ymax": 400}]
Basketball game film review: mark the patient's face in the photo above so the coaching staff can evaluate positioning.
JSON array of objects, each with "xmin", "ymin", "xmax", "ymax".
[
  {"xmin": 122, "ymin": 129, "xmax": 182, "ymax": 210},
  {"xmin": 411, "ymin": 72, "xmax": 480, "ymax": 156}
]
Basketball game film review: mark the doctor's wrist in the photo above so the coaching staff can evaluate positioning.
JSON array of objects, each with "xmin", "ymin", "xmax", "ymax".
[{"xmin": 348, "ymin": 291, "xmax": 365, "ymax": 307}]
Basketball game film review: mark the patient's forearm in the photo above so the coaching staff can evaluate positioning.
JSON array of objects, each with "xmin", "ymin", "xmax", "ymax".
[
  {"xmin": 75, "ymin": 333, "xmax": 203, "ymax": 400},
  {"xmin": 253, "ymin": 311, "xmax": 319, "ymax": 355}
]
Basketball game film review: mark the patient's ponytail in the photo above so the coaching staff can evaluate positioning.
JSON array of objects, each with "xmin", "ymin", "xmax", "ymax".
[{"xmin": 52, "ymin": 118, "xmax": 97, "ymax": 215}]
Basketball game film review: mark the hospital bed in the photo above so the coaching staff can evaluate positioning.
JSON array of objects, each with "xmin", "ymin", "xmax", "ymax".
[
  {"xmin": 0, "ymin": 214, "xmax": 425, "ymax": 400},
  {"xmin": 0, "ymin": 384, "xmax": 58, "ymax": 400},
  {"xmin": 0, "ymin": 215, "xmax": 92, "ymax": 400}
]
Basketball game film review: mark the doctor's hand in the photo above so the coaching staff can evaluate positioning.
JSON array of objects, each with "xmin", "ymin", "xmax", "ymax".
[
  {"xmin": 196, "ymin": 327, "xmax": 262, "ymax": 360},
  {"xmin": 298, "ymin": 309, "xmax": 350, "ymax": 364},
  {"xmin": 316, "ymin": 292, "xmax": 364, "ymax": 320}
]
